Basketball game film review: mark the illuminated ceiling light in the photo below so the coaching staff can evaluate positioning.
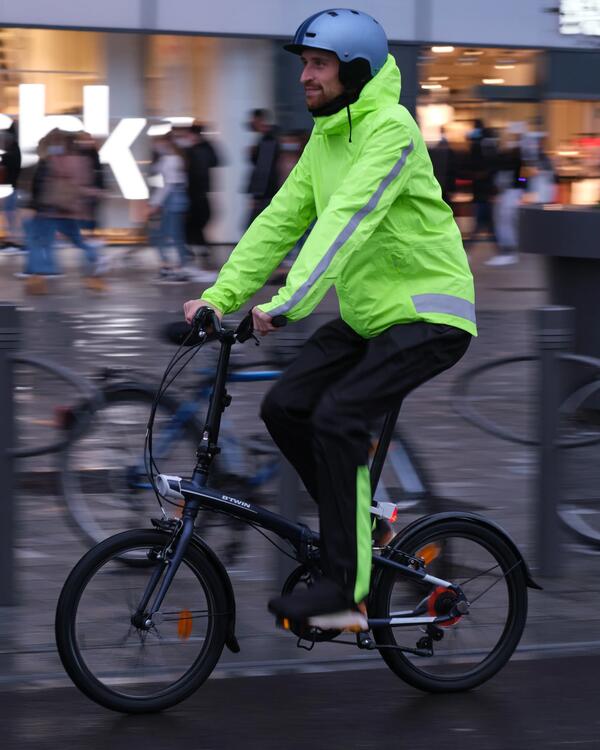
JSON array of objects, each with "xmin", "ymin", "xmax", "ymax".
[
  {"xmin": 99, "ymin": 118, "xmax": 148, "ymax": 200},
  {"xmin": 482, "ymin": 78, "xmax": 505, "ymax": 84},
  {"xmin": 495, "ymin": 64, "xmax": 515, "ymax": 70},
  {"xmin": 83, "ymin": 85, "xmax": 109, "ymax": 137},
  {"xmin": 428, "ymin": 76, "xmax": 449, "ymax": 81},
  {"xmin": 431, "ymin": 46, "xmax": 454, "ymax": 53},
  {"xmin": 464, "ymin": 50, "xmax": 484, "ymax": 56},
  {"xmin": 421, "ymin": 83, "xmax": 443, "ymax": 90},
  {"xmin": 0, "ymin": 114, "xmax": 13, "ymax": 130}
]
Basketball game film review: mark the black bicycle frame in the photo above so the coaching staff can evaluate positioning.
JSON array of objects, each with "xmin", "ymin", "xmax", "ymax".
[{"xmin": 141, "ymin": 328, "xmax": 459, "ymax": 626}]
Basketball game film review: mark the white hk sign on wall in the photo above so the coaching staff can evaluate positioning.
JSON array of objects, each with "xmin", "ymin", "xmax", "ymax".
[
  {"xmin": 2, "ymin": 84, "xmax": 150, "ymax": 200},
  {"xmin": 560, "ymin": 0, "xmax": 600, "ymax": 35}
]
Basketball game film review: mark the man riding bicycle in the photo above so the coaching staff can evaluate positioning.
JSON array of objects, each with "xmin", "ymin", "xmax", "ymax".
[{"xmin": 184, "ymin": 8, "xmax": 476, "ymax": 632}]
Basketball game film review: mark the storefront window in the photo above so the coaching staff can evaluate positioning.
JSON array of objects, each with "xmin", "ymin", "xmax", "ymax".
[{"xmin": 417, "ymin": 46, "xmax": 542, "ymax": 145}]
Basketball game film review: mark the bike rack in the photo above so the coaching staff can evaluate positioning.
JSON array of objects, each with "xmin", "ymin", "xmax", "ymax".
[
  {"xmin": 453, "ymin": 306, "xmax": 600, "ymax": 577},
  {"xmin": 0, "ymin": 303, "xmax": 104, "ymax": 605},
  {"xmin": 0, "ymin": 304, "xmax": 19, "ymax": 606}
]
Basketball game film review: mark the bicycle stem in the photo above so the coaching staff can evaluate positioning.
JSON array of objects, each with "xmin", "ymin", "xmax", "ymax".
[{"xmin": 192, "ymin": 331, "xmax": 235, "ymax": 485}]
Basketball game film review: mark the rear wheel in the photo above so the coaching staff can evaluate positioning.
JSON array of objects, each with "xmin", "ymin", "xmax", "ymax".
[
  {"xmin": 370, "ymin": 518, "xmax": 528, "ymax": 692},
  {"xmin": 55, "ymin": 529, "xmax": 228, "ymax": 713}
]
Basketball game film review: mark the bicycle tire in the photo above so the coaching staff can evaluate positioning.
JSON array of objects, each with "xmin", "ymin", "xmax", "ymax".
[
  {"xmin": 59, "ymin": 385, "xmax": 202, "ymax": 552},
  {"xmin": 55, "ymin": 529, "xmax": 228, "ymax": 713},
  {"xmin": 370, "ymin": 516, "xmax": 528, "ymax": 693},
  {"xmin": 11, "ymin": 354, "xmax": 102, "ymax": 458}
]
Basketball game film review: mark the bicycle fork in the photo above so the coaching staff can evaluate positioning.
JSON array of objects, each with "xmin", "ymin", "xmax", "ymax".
[{"xmin": 130, "ymin": 502, "xmax": 199, "ymax": 630}]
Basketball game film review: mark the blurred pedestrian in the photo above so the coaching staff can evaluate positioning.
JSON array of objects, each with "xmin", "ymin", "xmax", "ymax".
[
  {"xmin": 465, "ymin": 120, "xmax": 498, "ymax": 249},
  {"xmin": 177, "ymin": 123, "xmax": 221, "ymax": 279},
  {"xmin": 487, "ymin": 132, "xmax": 525, "ymax": 267},
  {"xmin": 148, "ymin": 132, "xmax": 193, "ymax": 282},
  {"xmin": 31, "ymin": 130, "xmax": 106, "ymax": 293},
  {"xmin": 0, "ymin": 122, "xmax": 23, "ymax": 255},
  {"xmin": 73, "ymin": 131, "xmax": 106, "ymax": 246},
  {"xmin": 428, "ymin": 126, "xmax": 457, "ymax": 209},
  {"xmin": 17, "ymin": 133, "xmax": 62, "ymax": 293},
  {"xmin": 246, "ymin": 108, "xmax": 280, "ymax": 227},
  {"xmin": 528, "ymin": 138, "xmax": 557, "ymax": 204}
]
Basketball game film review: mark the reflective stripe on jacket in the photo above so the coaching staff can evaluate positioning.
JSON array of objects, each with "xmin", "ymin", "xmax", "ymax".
[{"xmin": 201, "ymin": 55, "xmax": 476, "ymax": 338}]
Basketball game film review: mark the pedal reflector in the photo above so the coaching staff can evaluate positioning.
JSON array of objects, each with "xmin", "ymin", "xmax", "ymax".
[
  {"xmin": 177, "ymin": 609, "xmax": 193, "ymax": 639},
  {"xmin": 282, "ymin": 618, "xmax": 290, "ymax": 631}
]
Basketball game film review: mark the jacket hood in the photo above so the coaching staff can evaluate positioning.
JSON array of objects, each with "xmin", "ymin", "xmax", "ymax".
[{"xmin": 313, "ymin": 54, "xmax": 401, "ymax": 136}]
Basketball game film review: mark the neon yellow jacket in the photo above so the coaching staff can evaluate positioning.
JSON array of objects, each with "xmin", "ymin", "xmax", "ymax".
[{"xmin": 201, "ymin": 55, "xmax": 476, "ymax": 338}]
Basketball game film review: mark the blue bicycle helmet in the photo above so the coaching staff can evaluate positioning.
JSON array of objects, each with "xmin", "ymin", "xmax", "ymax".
[{"xmin": 284, "ymin": 8, "xmax": 389, "ymax": 78}]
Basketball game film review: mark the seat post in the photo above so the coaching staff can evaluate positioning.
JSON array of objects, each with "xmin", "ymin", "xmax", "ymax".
[{"xmin": 369, "ymin": 406, "xmax": 401, "ymax": 495}]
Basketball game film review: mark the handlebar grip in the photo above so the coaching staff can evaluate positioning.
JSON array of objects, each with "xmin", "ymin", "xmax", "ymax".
[
  {"xmin": 235, "ymin": 311, "xmax": 288, "ymax": 342},
  {"xmin": 191, "ymin": 306, "xmax": 222, "ymax": 337}
]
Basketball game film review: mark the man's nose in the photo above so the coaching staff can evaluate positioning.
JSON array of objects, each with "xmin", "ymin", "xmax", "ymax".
[{"xmin": 300, "ymin": 67, "xmax": 312, "ymax": 84}]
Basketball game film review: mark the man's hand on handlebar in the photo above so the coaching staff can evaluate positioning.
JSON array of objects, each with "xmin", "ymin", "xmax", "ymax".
[
  {"xmin": 183, "ymin": 299, "xmax": 223, "ymax": 326},
  {"xmin": 252, "ymin": 307, "xmax": 277, "ymax": 337}
]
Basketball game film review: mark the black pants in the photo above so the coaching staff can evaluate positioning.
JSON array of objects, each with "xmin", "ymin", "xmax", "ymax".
[{"xmin": 261, "ymin": 319, "xmax": 471, "ymax": 604}]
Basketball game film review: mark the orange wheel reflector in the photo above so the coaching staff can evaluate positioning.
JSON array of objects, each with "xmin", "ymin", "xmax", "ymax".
[
  {"xmin": 416, "ymin": 542, "xmax": 442, "ymax": 566},
  {"xmin": 177, "ymin": 609, "xmax": 193, "ymax": 639},
  {"xmin": 282, "ymin": 618, "xmax": 290, "ymax": 631}
]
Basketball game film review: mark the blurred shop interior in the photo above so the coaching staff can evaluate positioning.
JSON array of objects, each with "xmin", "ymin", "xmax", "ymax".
[{"xmin": 0, "ymin": 27, "xmax": 599, "ymax": 241}]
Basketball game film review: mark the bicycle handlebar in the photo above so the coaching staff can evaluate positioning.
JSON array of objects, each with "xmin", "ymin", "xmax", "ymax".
[{"xmin": 188, "ymin": 307, "xmax": 287, "ymax": 344}]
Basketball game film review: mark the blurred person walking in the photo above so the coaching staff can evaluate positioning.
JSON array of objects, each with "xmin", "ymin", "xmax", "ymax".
[
  {"xmin": 0, "ymin": 122, "xmax": 23, "ymax": 255},
  {"xmin": 74, "ymin": 132, "xmax": 106, "ymax": 247},
  {"xmin": 184, "ymin": 9, "xmax": 475, "ymax": 630},
  {"xmin": 17, "ymin": 133, "xmax": 62, "ymax": 292},
  {"xmin": 428, "ymin": 126, "xmax": 456, "ymax": 209},
  {"xmin": 27, "ymin": 130, "xmax": 106, "ymax": 294},
  {"xmin": 465, "ymin": 120, "xmax": 499, "ymax": 250},
  {"xmin": 149, "ymin": 132, "xmax": 194, "ymax": 282},
  {"xmin": 246, "ymin": 108, "xmax": 280, "ymax": 226},
  {"xmin": 487, "ymin": 129, "xmax": 526, "ymax": 267},
  {"xmin": 178, "ymin": 123, "xmax": 221, "ymax": 280}
]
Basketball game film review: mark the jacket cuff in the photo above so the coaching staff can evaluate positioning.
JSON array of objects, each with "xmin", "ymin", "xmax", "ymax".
[{"xmin": 199, "ymin": 288, "xmax": 229, "ymax": 315}]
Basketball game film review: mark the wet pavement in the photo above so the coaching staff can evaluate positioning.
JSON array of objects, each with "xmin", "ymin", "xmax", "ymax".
[
  {"xmin": 3, "ymin": 654, "xmax": 600, "ymax": 749},
  {"xmin": 1, "ymin": 243, "xmax": 600, "ymax": 718}
]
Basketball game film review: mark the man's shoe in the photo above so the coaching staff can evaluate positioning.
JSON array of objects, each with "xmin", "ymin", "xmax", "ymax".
[
  {"xmin": 84, "ymin": 276, "xmax": 107, "ymax": 292},
  {"xmin": 268, "ymin": 577, "xmax": 367, "ymax": 631},
  {"xmin": 485, "ymin": 254, "xmax": 518, "ymax": 267},
  {"xmin": 307, "ymin": 609, "xmax": 368, "ymax": 632},
  {"xmin": 25, "ymin": 275, "xmax": 48, "ymax": 295}
]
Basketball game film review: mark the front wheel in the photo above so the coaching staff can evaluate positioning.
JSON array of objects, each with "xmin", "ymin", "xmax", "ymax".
[
  {"xmin": 55, "ymin": 529, "xmax": 228, "ymax": 713},
  {"xmin": 370, "ymin": 518, "xmax": 528, "ymax": 693}
]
